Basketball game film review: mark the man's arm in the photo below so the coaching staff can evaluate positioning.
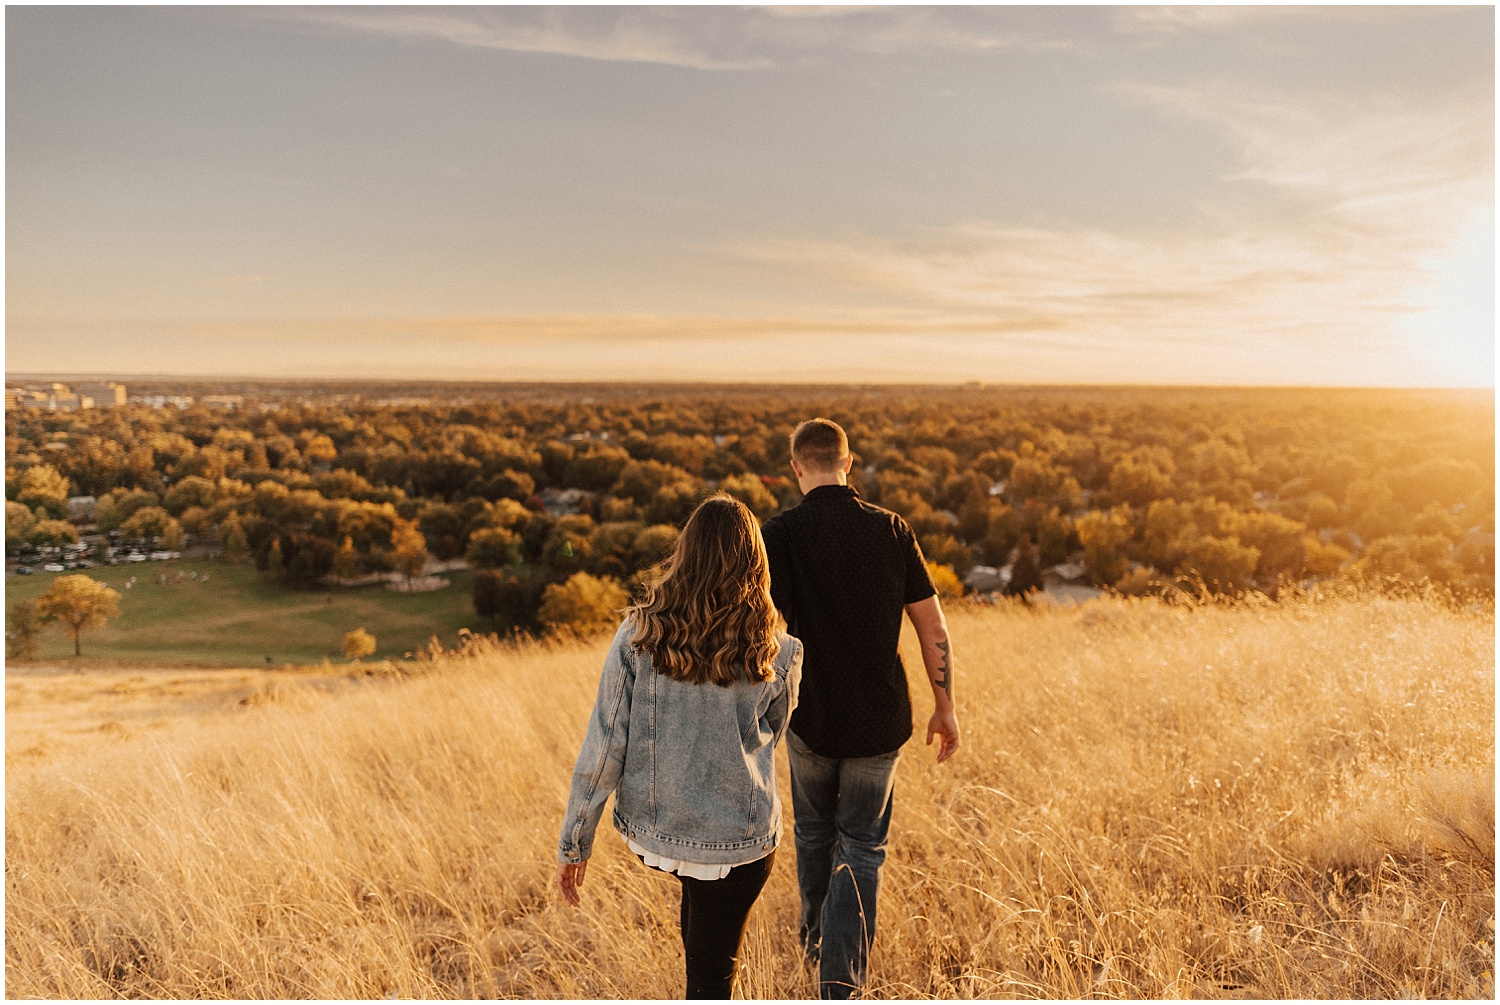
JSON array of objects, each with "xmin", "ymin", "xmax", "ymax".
[{"xmin": 905, "ymin": 595, "xmax": 960, "ymax": 763}]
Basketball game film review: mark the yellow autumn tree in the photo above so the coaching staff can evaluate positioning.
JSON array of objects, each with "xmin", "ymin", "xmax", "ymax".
[{"xmin": 35, "ymin": 574, "xmax": 122, "ymax": 657}]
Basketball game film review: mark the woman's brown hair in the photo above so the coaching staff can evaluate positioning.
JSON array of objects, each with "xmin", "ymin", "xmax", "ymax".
[{"xmin": 628, "ymin": 494, "xmax": 780, "ymax": 686}]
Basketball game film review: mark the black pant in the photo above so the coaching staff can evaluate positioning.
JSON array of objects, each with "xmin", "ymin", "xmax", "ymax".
[{"xmin": 677, "ymin": 851, "xmax": 775, "ymax": 999}]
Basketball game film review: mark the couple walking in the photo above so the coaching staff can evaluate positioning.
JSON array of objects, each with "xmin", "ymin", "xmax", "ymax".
[{"xmin": 556, "ymin": 418, "xmax": 961, "ymax": 999}]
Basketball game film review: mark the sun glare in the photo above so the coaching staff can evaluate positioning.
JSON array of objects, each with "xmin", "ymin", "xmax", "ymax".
[{"xmin": 1400, "ymin": 207, "xmax": 1496, "ymax": 387}]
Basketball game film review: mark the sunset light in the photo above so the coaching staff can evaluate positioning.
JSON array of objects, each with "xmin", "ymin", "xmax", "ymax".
[
  {"xmin": 4, "ymin": 10, "xmax": 1494, "ymax": 999},
  {"xmin": 6, "ymin": 6, "xmax": 1492, "ymax": 385}
]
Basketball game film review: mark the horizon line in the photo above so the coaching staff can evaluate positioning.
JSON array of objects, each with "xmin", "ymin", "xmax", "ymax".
[{"xmin": 5, "ymin": 372, "xmax": 1495, "ymax": 393}]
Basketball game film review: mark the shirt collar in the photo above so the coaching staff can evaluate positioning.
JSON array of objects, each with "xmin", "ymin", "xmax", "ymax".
[{"xmin": 802, "ymin": 484, "xmax": 859, "ymax": 502}]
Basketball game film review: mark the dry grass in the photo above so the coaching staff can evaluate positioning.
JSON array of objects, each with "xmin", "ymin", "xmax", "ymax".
[{"xmin": 5, "ymin": 593, "xmax": 1494, "ymax": 999}]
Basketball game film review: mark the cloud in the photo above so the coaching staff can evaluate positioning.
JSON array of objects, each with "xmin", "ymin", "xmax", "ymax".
[
  {"xmin": 721, "ymin": 77, "xmax": 1492, "ymax": 368},
  {"xmin": 272, "ymin": 6, "xmax": 1062, "ymax": 70},
  {"xmin": 168, "ymin": 311, "xmax": 1061, "ymax": 347},
  {"xmin": 279, "ymin": 7, "xmax": 772, "ymax": 71},
  {"xmin": 1112, "ymin": 79, "xmax": 1493, "ymax": 243},
  {"xmin": 1116, "ymin": 6, "xmax": 1431, "ymax": 34}
]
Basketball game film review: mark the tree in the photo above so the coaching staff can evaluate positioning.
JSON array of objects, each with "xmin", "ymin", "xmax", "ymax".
[
  {"xmin": 162, "ymin": 475, "xmax": 217, "ymax": 516},
  {"xmin": 472, "ymin": 569, "xmax": 504, "ymax": 622},
  {"xmin": 5, "ymin": 501, "xmax": 37, "ymax": 551},
  {"xmin": 35, "ymin": 574, "xmax": 122, "ymax": 657},
  {"xmin": 543, "ymin": 515, "xmax": 595, "ymax": 573},
  {"xmin": 538, "ymin": 572, "xmax": 630, "ymax": 635},
  {"xmin": 160, "ymin": 519, "xmax": 186, "ymax": 552},
  {"xmin": 472, "ymin": 569, "xmax": 546, "ymax": 633},
  {"xmin": 466, "ymin": 526, "xmax": 521, "ymax": 569},
  {"xmin": 343, "ymin": 628, "xmax": 376, "ymax": 662},
  {"xmin": 1304, "ymin": 536, "xmax": 1351, "ymax": 579},
  {"xmin": 920, "ymin": 531, "xmax": 973, "ymax": 577},
  {"xmin": 7, "ymin": 599, "xmax": 40, "ymax": 661},
  {"xmin": 281, "ymin": 533, "xmax": 337, "ymax": 588},
  {"xmin": 632, "ymin": 524, "xmax": 680, "ymax": 566},
  {"xmin": 119, "ymin": 505, "xmax": 174, "ymax": 542},
  {"xmin": 96, "ymin": 489, "xmax": 162, "ymax": 533},
  {"xmin": 1006, "ymin": 536, "xmax": 1043, "ymax": 597},
  {"xmin": 720, "ymin": 474, "xmax": 779, "ymax": 522},
  {"xmin": 332, "ymin": 535, "xmax": 360, "ymax": 579},
  {"xmin": 29, "ymin": 519, "xmax": 80, "ymax": 548},
  {"xmin": 1076, "ymin": 506, "xmax": 1132, "ymax": 587},
  {"xmin": 978, "ymin": 501, "xmax": 1022, "ymax": 566},
  {"xmin": 17, "ymin": 465, "xmax": 70, "ymax": 519},
  {"xmin": 303, "ymin": 433, "xmax": 338, "ymax": 468},
  {"xmin": 391, "ymin": 518, "xmax": 429, "ymax": 586},
  {"xmin": 1180, "ymin": 535, "xmax": 1260, "ymax": 595},
  {"xmin": 1106, "ymin": 449, "xmax": 1174, "ymax": 507},
  {"xmin": 221, "ymin": 514, "xmax": 249, "ymax": 563}
]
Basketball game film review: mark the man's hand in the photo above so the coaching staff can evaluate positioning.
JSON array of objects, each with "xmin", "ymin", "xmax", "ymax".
[
  {"xmin": 925, "ymin": 708, "xmax": 960, "ymax": 763},
  {"xmin": 556, "ymin": 859, "xmax": 589, "ymax": 907}
]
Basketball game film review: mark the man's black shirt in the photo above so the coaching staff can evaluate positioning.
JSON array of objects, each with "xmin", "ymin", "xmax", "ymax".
[{"xmin": 761, "ymin": 484, "xmax": 936, "ymax": 758}]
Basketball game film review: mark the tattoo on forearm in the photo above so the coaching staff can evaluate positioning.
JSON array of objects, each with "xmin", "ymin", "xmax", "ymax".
[{"xmin": 935, "ymin": 639, "xmax": 951, "ymax": 698}]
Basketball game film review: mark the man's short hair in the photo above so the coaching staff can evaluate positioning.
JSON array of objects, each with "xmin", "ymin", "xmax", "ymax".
[{"xmin": 790, "ymin": 418, "xmax": 850, "ymax": 472}]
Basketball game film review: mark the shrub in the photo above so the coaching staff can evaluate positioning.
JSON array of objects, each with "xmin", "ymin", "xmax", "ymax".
[
  {"xmin": 466, "ymin": 527, "xmax": 522, "ymax": 569},
  {"xmin": 342, "ymin": 628, "xmax": 377, "ymax": 662},
  {"xmin": 537, "ymin": 572, "xmax": 630, "ymax": 636},
  {"xmin": 926, "ymin": 561, "xmax": 964, "ymax": 601}
]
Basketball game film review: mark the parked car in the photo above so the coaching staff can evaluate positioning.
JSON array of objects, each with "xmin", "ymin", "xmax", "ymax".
[
  {"xmin": 43, "ymin": 563, "xmax": 65, "ymax": 572},
  {"xmin": 125, "ymin": 553, "xmax": 147, "ymax": 563},
  {"xmin": 13, "ymin": 566, "xmax": 34, "ymax": 575}
]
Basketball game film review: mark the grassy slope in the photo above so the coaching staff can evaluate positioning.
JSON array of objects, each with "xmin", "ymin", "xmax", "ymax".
[
  {"xmin": 5, "ymin": 559, "xmax": 486, "ymax": 665},
  {"xmin": 4, "ymin": 596, "xmax": 1494, "ymax": 998}
]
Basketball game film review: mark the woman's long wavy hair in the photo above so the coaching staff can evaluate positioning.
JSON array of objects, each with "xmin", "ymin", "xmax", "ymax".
[{"xmin": 628, "ymin": 494, "xmax": 780, "ymax": 686}]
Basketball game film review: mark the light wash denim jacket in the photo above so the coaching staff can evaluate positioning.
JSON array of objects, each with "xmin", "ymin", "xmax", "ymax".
[{"xmin": 558, "ymin": 618, "xmax": 802, "ymax": 866}]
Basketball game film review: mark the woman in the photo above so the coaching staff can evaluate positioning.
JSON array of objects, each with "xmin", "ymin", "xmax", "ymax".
[{"xmin": 556, "ymin": 494, "xmax": 802, "ymax": 999}]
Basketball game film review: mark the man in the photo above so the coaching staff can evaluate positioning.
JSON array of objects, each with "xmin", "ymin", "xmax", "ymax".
[{"xmin": 760, "ymin": 417, "xmax": 961, "ymax": 1000}]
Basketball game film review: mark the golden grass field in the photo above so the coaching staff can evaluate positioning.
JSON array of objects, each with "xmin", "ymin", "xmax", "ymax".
[{"xmin": 5, "ymin": 592, "xmax": 1494, "ymax": 999}]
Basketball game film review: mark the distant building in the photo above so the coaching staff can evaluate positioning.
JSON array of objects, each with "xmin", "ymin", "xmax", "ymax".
[
  {"xmin": 963, "ymin": 564, "xmax": 1008, "ymax": 593},
  {"xmin": 1041, "ymin": 560, "xmax": 1087, "ymax": 588},
  {"xmin": 7, "ymin": 380, "xmax": 127, "ymax": 411},
  {"xmin": 200, "ymin": 394, "xmax": 244, "ymax": 409},
  {"xmin": 16, "ymin": 383, "xmax": 81, "ymax": 411},
  {"xmin": 67, "ymin": 496, "xmax": 98, "ymax": 523},
  {"xmin": 133, "ymin": 394, "xmax": 194, "ymax": 409},
  {"xmin": 539, "ymin": 487, "xmax": 592, "ymax": 516},
  {"xmin": 73, "ymin": 381, "xmax": 127, "ymax": 407}
]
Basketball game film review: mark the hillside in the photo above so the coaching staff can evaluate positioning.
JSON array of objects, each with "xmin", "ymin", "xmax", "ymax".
[{"xmin": 5, "ymin": 594, "xmax": 1493, "ymax": 998}]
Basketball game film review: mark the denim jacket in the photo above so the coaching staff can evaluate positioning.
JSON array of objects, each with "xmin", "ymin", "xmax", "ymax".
[{"xmin": 558, "ymin": 618, "xmax": 802, "ymax": 866}]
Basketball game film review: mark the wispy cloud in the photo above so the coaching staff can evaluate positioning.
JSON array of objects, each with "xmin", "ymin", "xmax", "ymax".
[
  {"xmin": 280, "ymin": 7, "xmax": 771, "ymax": 71},
  {"xmin": 1116, "ymin": 6, "xmax": 1430, "ymax": 34},
  {"xmin": 171, "ymin": 311, "xmax": 1055, "ymax": 346},
  {"xmin": 721, "ymin": 78, "xmax": 1492, "ymax": 361},
  {"xmin": 273, "ymin": 6, "xmax": 1063, "ymax": 70},
  {"xmin": 1112, "ymin": 79, "xmax": 1492, "ymax": 242}
]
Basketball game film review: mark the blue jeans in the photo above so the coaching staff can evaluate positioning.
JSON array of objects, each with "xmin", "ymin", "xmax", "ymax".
[{"xmin": 787, "ymin": 731, "xmax": 900, "ymax": 1000}]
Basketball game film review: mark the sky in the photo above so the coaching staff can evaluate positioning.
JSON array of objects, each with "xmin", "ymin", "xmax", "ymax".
[{"xmin": 5, "ymin": 4, "xmax": 1495, "ymax": 386}]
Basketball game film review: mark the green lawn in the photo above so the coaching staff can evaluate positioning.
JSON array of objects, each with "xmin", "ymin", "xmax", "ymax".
[{"xmin": 5, "ymin": 559, "xmax": 489, "ymax": 666}]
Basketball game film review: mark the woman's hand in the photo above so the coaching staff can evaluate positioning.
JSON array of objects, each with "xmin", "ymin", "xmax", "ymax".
[{"xmin": 556, "ymin": 859, "xmax": 589, "ymax": 907}]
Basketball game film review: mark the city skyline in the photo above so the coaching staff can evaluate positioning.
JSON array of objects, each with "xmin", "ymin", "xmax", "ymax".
[{"xmin": 6, "ymin": 5, "xmax": 1494, "ymax": 387}]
